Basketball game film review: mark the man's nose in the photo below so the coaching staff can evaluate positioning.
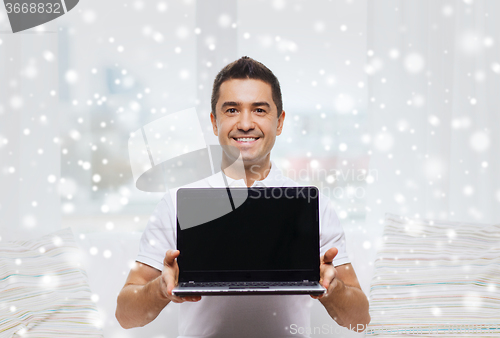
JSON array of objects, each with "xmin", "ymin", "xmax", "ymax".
[{"xmin": 237, "ymin": 110, "xmax": 255, "ymax": 131}]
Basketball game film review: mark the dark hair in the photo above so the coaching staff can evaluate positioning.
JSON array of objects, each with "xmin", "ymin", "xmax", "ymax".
[{"xmin": 211, "ymin": 56, "xmax": 283, "ymax": 120}]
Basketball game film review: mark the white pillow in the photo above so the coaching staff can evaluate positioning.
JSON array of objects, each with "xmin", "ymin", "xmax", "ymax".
[
  {"xmin": 0, "ymin": 228, "xmax": 103, "ymax": 337},
  {"xmin": 367, "ymin": 213, "xmax": 500, "ymax": 336}
]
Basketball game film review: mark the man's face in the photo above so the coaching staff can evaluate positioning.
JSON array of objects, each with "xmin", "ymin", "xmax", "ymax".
[{"xmin": 210, "ymin": 78, "xmax": 285, "ymax": 169}]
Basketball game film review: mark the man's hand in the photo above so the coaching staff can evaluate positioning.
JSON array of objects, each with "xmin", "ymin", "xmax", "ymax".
[
  {"xmin": 116, "ymin": 251, "xmax": 200, "ymax": 329},
  {"xmin": 309, "ymin": 248, "xmax": 371, "ymax": 331},
  {"xmin": 311, "ymin": 247, "xmax": 338, "ymax": 300},
  {"xmin": 159, "ymin": 249, "xmax": 201, "ymax": 303}
]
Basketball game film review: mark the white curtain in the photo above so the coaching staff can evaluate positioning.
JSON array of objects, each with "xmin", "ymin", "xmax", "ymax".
[
  {"xmin": 0, "ymin": 24, "xmax": 61, "ymax": 241},
  {"xmin": 365, "ymin": 0, "xmax": 500, "ymax": 237}
]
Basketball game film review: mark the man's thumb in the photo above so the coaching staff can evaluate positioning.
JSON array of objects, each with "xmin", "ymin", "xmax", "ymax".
[
  {"xmin": 164, "ymin": 249, "xmax": 180, "ymax": 266},
  {"xmin": 324, "ymin": 247, "xmax": 338, "ymax": 263}
]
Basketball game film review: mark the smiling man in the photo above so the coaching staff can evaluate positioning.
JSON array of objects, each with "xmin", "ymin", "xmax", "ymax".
[
  {"xmin": 116, "ymin": 56, "xmax": 370, "ymax": 337},
  {"xmin": 211, "ymin": 75, "xmax": 284, "ymax": 187}
]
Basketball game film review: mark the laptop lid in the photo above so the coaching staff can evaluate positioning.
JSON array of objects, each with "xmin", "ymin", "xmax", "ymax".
[{"xmin": 176, "ymin": 187, "xmax": 320, "ymax": 283}]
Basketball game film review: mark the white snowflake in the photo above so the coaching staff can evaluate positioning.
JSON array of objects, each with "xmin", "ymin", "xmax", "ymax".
[
  {"xmin": 52, "ymin": 236, "xmax": 62, "ymax": 246},
  {"xmin": 153, "ymin": 32, "xmax": 163, "ymax": 43},
  {"xmin": 462, "ymin": 292, "xmax": 483, "ymax": 311},
  {"xmin": 388, "ymin": 48, "xmax": 400, "ymax": 59},
  {"xmin": 313, "ymin": 21, "xmax": 325, "ymax": 33},
  {"xmin": 218, "ymin": 14, "xmax": 232, "ymax": 28},
  {"xmin": 22, "ymin": 215, "xmax": 37, "ymax": 228},
  {"xmin": 483, "ymin": 36, "xmax": 494, "ymax": 47},
  {"xmin": 65, "ymin": 70, "xmax": 79, "ymax": 84},
  {"xmin": 451, "ymin": 116, "xmax": 471, "ymax": 129},
  {"xmin": 62, "ymin": 203, "xmax": 75, "ymax": 214},
  {"xmin": 442, "ymin": 5, "xmax": 453, "ymax": 16},
  {"xmin": 157, "ymin": 2, "xmax": 167, "ymax": 12},
  {"xmin": 394, "ymin": 193, "xmax": 406, "ymax": 205},
  {"xmin": 428, "ymin": 115, "xmax": 440, "ymax": 126},
  {"xmin": 492, "ymin": 63, "xmax": 500, "ymax": 74},
  {"xmin": 133, "ymin": 0, "xmax": 144, "ymax": 10},
  {"xmin": 257, "ymin": 35, "xmax": 273, "ymax": 48},
  {"xmin": 23, "ymin": 61, "xmax": 38, "ymax": 79},
  {"xmin": 334, "ymin": 93, "xmax": 355, "ymax": 113},
  {"xmin": 272, "ymin": 0, "xmax": 286, "ymax": 10},
  {"xmin": 373, "ymin": 131, "xmax": 394, "ymax": 152},
  {"xmin": 463, "ymin": 185, "xmax": 474, "ymax": 196},
  {"xmin": 474, "ymin": 70, "xmax": 485, "ymax": 82},
  {"xmin": 10, "ymin": 96, "xmax": 24, "ymax": 109},
  {"xmin": 276, "ymin": 39, "xmax": 297, "ymax": 53},
  {"xmin": 365, "ymin": 58, "xmax": 383, "ymax": 75},
  {"xmin": 469, "ymin": 131, "xmax": 490, "ymax": 152},
  {"xmin": 179, "ymin": 69, "xmax": 190, "ymax": 80},
  {"xmin": 404, "ymin": 53, "xmax": 425, "ymax": 73},
  {"xmin": 82, "ymin": 10, "xmax": 96, "ymax": 24},
  {"xmin": 459, "ymin": 31, "xmax": 483, "ymax": 55},
  {"xmin": 431, "ymin": 307, "xmax": 442, "ymax": 316}
]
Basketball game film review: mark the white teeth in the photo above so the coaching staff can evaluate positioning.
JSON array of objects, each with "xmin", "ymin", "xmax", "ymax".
[{"xmin": 235, "ymin": 138, "xmax": 257, "ymax": 142}]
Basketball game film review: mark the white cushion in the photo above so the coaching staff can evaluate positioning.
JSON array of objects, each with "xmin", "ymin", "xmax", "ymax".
[
  {"xmin": 0, "ymin": 228, "xmax": 103, "ymax": 337},
  {"xmin": 367, "ymin": 213, "xmax": 500, "ymax": 336}
]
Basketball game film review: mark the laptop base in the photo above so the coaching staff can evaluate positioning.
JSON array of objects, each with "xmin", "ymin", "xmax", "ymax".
[{"xmin": 172, "ymin": 284, "xmax": 326, "ymax": 296}]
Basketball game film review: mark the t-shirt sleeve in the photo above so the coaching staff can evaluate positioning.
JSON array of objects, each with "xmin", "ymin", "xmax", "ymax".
[
  {"xmin": 319, "ymin": 192, "xmax": 350, "ymax": 267},
  {"xmin": 136, "ymin": 191, "xmax": 177, "ymax": 272}
]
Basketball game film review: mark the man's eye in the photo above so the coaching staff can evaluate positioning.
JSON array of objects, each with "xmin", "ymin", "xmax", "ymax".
[
  {"xmin": 227, "ymin": 108, "xmax": 237, "ymax": 113},
  {"xmin": 256, "ymin": 109, "xmax": 266, "ymax": 113}
]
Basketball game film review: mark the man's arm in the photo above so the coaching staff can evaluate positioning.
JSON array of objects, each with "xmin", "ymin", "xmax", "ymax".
[
  {"xmin": 115, "ymin": 250, "xmax": 200, "ymax": 329},
  {"xmin": 312, "ymin": 248, "xmax": 371, "ymax": 332}
]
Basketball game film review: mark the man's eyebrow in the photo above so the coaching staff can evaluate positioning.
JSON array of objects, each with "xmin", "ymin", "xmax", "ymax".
[{"xmin": 221, "ymin": 101, "xmax": 271, "ymax": 109}]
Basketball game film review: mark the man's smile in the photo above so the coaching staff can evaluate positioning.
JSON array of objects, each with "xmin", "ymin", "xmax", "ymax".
[{"xmin": 232, "ymin": 137, "xmax": 260, "ymax": 145}]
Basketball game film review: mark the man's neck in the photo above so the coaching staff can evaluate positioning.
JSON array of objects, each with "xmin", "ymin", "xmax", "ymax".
[{"xmin": 221, "ymin": 157, "xmax": 272, "ymax": 187}]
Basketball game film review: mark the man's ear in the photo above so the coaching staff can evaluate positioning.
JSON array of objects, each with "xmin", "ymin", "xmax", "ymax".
[
  {"xmin": 276, "ymin": 110, "xmax": 285, "ymax": 136},
  {"xmin": 210, "ymin": 112, "xmax": 218, "ymax": 136}
]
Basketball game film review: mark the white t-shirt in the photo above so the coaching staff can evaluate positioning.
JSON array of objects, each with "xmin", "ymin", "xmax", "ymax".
[{"xmin": 136, "ymin": 160, "xmax": 351, "ymax": 338}]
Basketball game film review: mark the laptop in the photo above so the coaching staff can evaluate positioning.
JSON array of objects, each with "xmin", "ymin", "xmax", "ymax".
[{"xmin": 172, "ymin": 186, "xmax": 326, "ymax": 296}]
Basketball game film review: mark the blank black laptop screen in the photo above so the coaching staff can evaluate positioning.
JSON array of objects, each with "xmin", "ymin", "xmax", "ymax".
[{"xmin": 176, "ymin": 187, "xmax": 320, "ymax": 282}]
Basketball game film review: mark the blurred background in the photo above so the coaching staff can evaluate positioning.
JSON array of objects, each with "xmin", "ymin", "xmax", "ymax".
[{"xmin": 1, "ymin": 0, "xmax": 500, "ymax": 337}]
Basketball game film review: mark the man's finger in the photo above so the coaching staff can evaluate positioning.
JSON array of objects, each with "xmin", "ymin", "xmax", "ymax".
[
  {"xmin": 164, "ymin": 249, "xmax": 180, "ymax": 266},
  {"xmin": 169, "ymin": 295, "xmax": 186, "ymax": 304},
  {"xmin": 322, "ymin": 247, "xmax": 338, "ymax": 264},
  {"xmin": 321, "ymin": 266, "xmax": 335, "ymax": 289},
  {"xmin": 170, "ymin": 295, "xmax": 202, "ymax": 304}
]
